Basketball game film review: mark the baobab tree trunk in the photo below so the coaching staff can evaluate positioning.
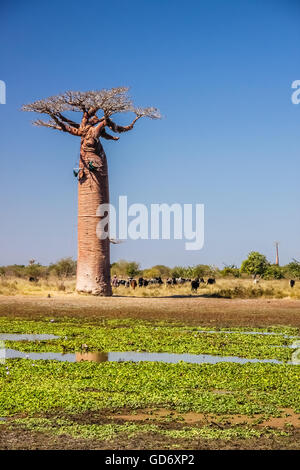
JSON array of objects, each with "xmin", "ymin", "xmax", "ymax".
[
  {"xmin": 76, "ymin": 144, "xmax": 112, "ymax": 296},
  {"xmin": 23, "ymin": 88, "xmax": 160, "ymax": 297}
]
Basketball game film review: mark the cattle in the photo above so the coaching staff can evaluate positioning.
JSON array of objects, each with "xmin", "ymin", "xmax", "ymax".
[
  {"xmin": 191, "ymin": 278, "xmax": 200, "ymax": 292},
  {"xmin": 206, "ymin": 278, "xmax": 216, "ymax": 285},
  {"xmin": 176, "ymin": 278, "xmax": 191, "ymax": 284},
  {"xmin": 138, "ymin": 277, "xmax": 144, "ymax": 287},
  {"xmin": 29, "ymin": 276, "xmax": 38, "ymax": 282},
  {"xmin": 290, "ymin": 280, "xmax": 296, "ymax": 288},
  {"xmin": 143, "ymin": 279, "xmax": 149, "ymax": 287},
  {"xmin": 130, "ymin": 279, "xmax": 137, "ymax": 289},
  {"xmin": 149, "ymin": 277, "xmax": 163, "ymax": 285}
]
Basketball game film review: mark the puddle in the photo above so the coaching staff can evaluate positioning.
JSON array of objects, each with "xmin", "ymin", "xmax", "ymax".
[
  {"xmin": 4, "ymin": 349, "xmax": 75, "ymax": 362},
  {"xmin": 1, "ymin": 331, "xmax": 299, "ymax": 365},
  {"xmin": 193, "ymin": 330, "xmax": 298, "ymax": 339},
  {"xmin": 2, "ymin": 348, "xmax": 298, "ymax": 365},
  {"xmin": 0, "ymin": 334, "xmax": 59, "ymax": 341}
]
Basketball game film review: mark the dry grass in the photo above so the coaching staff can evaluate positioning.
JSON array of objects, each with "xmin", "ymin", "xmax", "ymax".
[
  {"xmin": 0, "ymin": 277, "xmax": 76, "ymax": 296},
  {"xmin": 112, "ymin": 278, "xmax": 300, "ymax": 299},
  {"xmin": 0, "ymin": 276, "xmax": 299, "ymax": 299}
]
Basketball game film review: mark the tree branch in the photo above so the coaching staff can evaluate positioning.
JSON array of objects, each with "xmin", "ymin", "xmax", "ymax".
[
  {"xmin": 56, "ymin": 113, "xmax": 80, "ymax": 128},
  {"xmin": 106, "ymin": 116, "xmax": 141, "ymax": 133},
  {"xmin": 100, "ymin": 128, "xmax": 119, "ymax": 141},
  {"xmin": 22, "ymin": 88, "xmax": 161, "ymax": 135},
  {"xmin": 33, "ymin": 119, "xmax": 63, "ymax": 130}
]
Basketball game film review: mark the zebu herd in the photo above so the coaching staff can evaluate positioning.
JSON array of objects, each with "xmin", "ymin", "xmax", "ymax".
[{"xmin": 111, "ymin": 275, "xmax": 216, "ymax": 292}]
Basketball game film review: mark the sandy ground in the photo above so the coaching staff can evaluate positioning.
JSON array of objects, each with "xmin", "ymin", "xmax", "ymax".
[{"xmin": 0, "ymin": 294, "xmax": 299, "ymax": 327}]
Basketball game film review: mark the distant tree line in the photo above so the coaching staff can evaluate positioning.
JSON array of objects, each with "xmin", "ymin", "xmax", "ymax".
[
  {"xmin": 0, "ymin": 258, "xmax": 77, "ymax": 280},
  {"xmin": 0, "ymin": 252, "xmax": 299, "ymax": 280}
]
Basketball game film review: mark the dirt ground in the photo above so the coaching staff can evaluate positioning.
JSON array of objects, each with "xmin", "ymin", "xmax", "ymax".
[
  {"xmin": 0, "ymin": 295, "xmax": 299, "ymax": 327},
  {"xmin": 1, "ymin": 407, "xmax": 299, "ymax": 450},
  {"xmin": 1, "ymin": 427, "xmax": 299, "ymax": 450},
  {"xmin": 1, "ymin": 405, "xmax": 299, "ymax": 450}
]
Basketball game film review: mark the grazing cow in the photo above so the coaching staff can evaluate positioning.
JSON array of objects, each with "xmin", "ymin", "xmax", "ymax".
[
  {"xmin": 130, "ymin": 279, "xmax": 137, "ymax": 289},
  {"xmin": 206, "ymin": 278, "xmax": 216, "ymax": 285},
  {"xmin": 191, "ymin": 278, "xmax": 200, "ymax": 292},
  {"xmin": 138, "ymin": 277, "xmax": 144, "ymax": 287},
  {"xmin": 149, "ymin": 277, "xmax": 163, "ymax": 285},
  {"xmin": 143, "ymin": 279, "xmax": 149, "ymax": 287},
  {"xmin": 125, "ymin": 280, "xmax": 130, "ymax": 288},
  {"xmin": 290, "ymin": 280, "xmax": 296, "ymax": 288}
]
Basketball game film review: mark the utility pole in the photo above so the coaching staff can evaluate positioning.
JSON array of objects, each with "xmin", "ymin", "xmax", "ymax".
[{"xmin": 274, "ymin": 242, "xmax": 279, "ymax": 266}]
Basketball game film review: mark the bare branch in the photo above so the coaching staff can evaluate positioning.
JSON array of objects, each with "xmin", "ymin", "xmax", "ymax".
[
  {"xmin": 33, "ymin": 118, "xmax": 63, "ymax": 130},
  {"xmin": 22, "ymin": 88, "xmax": 133, "ymax": 116},
  {"xmin": 56, "ymin": 113, "xmax": 80, "ymax": 128},
  {"xmin": 133, "ymin": 106, "xmax": 162, "ymax": 120},
  {"xmin": 23, "ymin": 88, "xmax": 161, "ymax": 133},
  {"xmin": 106, "ymin": 116, "xmax": 141, "ymax": 134}
]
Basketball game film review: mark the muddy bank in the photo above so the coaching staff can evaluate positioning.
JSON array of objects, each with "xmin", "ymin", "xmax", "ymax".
[{"xmin": 0, "ymin": 295, "xmax": 299, "ymax": 328}]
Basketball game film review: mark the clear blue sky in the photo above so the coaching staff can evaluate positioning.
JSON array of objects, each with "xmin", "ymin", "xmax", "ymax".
[{"xmin": 0, "ymin": 0, "xmax": 299, "ymax": 268}]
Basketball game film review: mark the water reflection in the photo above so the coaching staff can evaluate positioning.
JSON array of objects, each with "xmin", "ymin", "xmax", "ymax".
[
  {"xmin": 2, "ymin": 348, "xmax": 298, "ymax": 365},
  {"xmin": 192, "ymin": 330, "xmax": 298, "ymax": 339},
  {"xmin": 76, "ymin": 352, "xmax": 108, "ymax": 362},
  {"xmin": 0, "ymin": 333, "xmax": 59, "ymax": 341}
]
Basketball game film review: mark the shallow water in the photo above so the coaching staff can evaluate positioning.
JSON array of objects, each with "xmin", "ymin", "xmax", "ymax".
[
  {"xmin": 193, "ymin": 330, "xmax": 298, "ymax": 339},
  {"xmin": 1, "ymin": 331, "xmax": 299, "ymax": 365},
  {"xmin": 0, "ymin": 333, "xmax": 59, "ymax": 341},
  {"xmin": 2, "ymin": 348, "xmax": 297, "ymax": 365}
]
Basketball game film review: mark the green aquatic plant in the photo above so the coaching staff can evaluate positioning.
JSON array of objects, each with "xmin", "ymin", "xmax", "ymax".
[
  {"xmin": 1, "ymin": 360, "xmax": 299, "ymax": 417},
  {"xmin": 0, "ymin": 318, "xmax": 298, "ymax": 361}
]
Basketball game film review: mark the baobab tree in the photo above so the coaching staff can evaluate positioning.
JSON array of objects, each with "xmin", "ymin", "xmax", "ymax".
[{"xmin": 23, "ymin": 88, "xmax": 160, "ymax": 296}]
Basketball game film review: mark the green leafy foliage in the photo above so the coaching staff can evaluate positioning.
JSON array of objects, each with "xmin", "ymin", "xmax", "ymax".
[
  {"xmin": 262, "ymin": 265, "xmax": 285, "ymax": 280},
  {"xmin": 284, "ymin": 260, "xmax": 300, "ymax": 280},
  {"xmin": 220, "ymin": 265, "xmax": 241, "ymax": 278},
  {"xmin": 49, "ymin": 257, "xmax": 76, "ymax": 278},
  {"xmin": 1, "ymin": 360, "xmax": 299, "ymax": 417},
  {"xmin": 241, "ymin": 252, "xmax": 270, "ymax": 276},
  {"xmin": 0, "ymin": 318, "xmax": 297, "ymax": 361}
]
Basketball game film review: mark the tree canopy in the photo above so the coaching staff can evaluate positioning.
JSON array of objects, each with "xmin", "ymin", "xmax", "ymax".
[
  {"xmin": 240, "ymin": 251, "xmax": 269, "ymax": 276},
  {"xmin": 22, "ymin": 87, "xmax": 161, "ymax": 133}
]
